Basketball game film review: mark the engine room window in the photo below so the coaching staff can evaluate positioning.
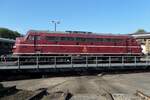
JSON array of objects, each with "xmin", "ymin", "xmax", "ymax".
[
  {"xmin": 76, "ymin": 37, "xmax": 86, "ymax": 42},
  {"xmin": 80, "ymin": 38, "xmax": 86, "ymax": 42},
  {"xmin": 36, "ymin": 36, "xmax": 41, "ymax": 40},
  {"xmin": 97, "ymin": 38, "xmax": 103, "ymax": 42},
  {"xmin": 115, "ymin": 39, "xmax": 122, "ymax": 42},
  {"xmin": 86, "ymin": 38, "xmax": 91, "ymax": 42},
  {"xmin": 46, "ymin": 36, "xmax": 59, "ymax": 41},
  {"xmin": 67, "ymin": 37, "xmax": 75, "ymax": 41},
  {"xmin": 61, "ymin": 37, "xmax": 75, "ymax": 41}
]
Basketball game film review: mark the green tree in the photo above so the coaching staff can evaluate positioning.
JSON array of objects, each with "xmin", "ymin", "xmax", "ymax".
[
  {"xmin": 136, "ymin": 29, "xmax": 147, "ymax": 33},
  {"xmin": 0, "ymin": 28, "xmax": 21, "ymax": 39}
]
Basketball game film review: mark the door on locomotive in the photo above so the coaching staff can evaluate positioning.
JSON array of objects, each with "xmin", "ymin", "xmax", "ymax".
[{"xmin": 27, "ymin": 34, "xmax": 42, "ymax": 54}]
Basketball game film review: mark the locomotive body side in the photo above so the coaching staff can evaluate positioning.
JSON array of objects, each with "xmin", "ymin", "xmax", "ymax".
[{"xmin": 13, "ymin": 30, "xmax": 142, "ymax": 56}]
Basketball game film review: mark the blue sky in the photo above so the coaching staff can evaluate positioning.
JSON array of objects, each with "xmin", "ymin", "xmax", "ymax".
[{"xmin": 0, "ymin": 0, "xmax": 150, "ymax": 34}]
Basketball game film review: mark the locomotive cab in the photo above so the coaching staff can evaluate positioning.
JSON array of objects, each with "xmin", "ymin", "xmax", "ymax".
[{"xmin": 13, "ymin": 32, "xmax": 42, "ymax": 55}]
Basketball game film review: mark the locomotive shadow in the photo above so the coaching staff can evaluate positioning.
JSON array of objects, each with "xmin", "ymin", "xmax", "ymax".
[{"xmin": 0, "ymin": 68, "xmax": 150, "ymax": 82}]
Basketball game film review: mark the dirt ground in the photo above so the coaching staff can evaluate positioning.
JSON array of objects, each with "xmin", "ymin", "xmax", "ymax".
[
  {"xmin": 0, "ymin": 90, "xmax": 35, "ymax": 100},
  {"xmin": 1, "ymin": 72, "xmax": 150, "ymax": 100}
]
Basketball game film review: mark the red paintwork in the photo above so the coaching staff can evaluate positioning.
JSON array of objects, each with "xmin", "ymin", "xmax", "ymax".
[{"xmin": 13, "ymin": 30, "xmax": 142, "ymax": 56}]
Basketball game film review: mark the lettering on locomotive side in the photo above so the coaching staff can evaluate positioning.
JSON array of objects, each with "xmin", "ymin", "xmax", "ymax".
[{"xmin": 82, "ymin": 46, "xmax": 88, "ymax": 53}]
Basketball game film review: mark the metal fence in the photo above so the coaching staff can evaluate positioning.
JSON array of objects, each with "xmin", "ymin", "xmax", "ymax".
[{"xmin": 0, "ymin": 55, "xmax": 149, "ymax": 70}]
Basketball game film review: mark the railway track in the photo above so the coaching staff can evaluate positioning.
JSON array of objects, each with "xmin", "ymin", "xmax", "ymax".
[
  {"xmin": 25, "ymin": 88, "xmax": 47, "ymax": 100},
  {"xmin": 0, "ymin": 85, "xmax": 72, "ymax": 100},
  {"xmin": 136, "ymin": 90, "xmax": 150, "ymax": 100},
  {"xmin": 25, "ymin": 89, "xmax": 72, "ymax": 100}
]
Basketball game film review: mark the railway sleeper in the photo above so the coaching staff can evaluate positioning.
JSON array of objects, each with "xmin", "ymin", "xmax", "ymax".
[{"xmin": 43, "ymin": 90, "xmax": 72, "ymax": 100}]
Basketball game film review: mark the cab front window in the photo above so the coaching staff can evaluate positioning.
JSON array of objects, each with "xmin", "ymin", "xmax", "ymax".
[
  {"xmin": 27, "ymin": 35, "xmax": 41, "ymax": 41},
  {"xmin": 28, "ymin": 35, "xmax": 34, "ymax": 41}
]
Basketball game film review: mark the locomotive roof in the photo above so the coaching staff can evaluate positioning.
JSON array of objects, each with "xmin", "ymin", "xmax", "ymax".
[{"xmin": 28, "ymin": 30, "xmax": 131, "ymax": 37}]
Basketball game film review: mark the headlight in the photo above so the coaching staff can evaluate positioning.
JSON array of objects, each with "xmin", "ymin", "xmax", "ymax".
[{"xmin": 13, "ymin": 46, "xmax": 16, "ymax": 48}]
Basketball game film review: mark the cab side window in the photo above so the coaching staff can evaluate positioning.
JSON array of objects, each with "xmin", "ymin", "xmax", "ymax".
[{"xmin": 35, "ymin": 36, "xmax": 41, "ymax": 40}]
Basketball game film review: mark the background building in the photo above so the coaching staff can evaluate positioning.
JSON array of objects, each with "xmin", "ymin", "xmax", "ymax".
[{"xmin": 131, "ymin": 32, "xmax": 150, "ymax": 55}]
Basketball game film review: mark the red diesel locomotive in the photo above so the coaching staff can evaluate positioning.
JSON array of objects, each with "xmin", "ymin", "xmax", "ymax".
[{"xmin": 13, "ymin": 30, "xmax": 142, "ymax": 56}]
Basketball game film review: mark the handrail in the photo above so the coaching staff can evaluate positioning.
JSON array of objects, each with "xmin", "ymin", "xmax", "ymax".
[{"xmin": 0, "ymin": 55, "xmax": 149, "ymax": 70}]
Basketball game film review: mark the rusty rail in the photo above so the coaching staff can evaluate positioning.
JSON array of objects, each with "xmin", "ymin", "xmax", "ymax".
[
  {"xmin": 60, "ymin": 90, "xmax": 72, "ymax": 100},
  {"xmin": 26, "ymin": 88, "xmax": 47, "ymax": 100},
  {"xmin": 136, "ymin": 90, "xmax": 150, "ymax": 100}
]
